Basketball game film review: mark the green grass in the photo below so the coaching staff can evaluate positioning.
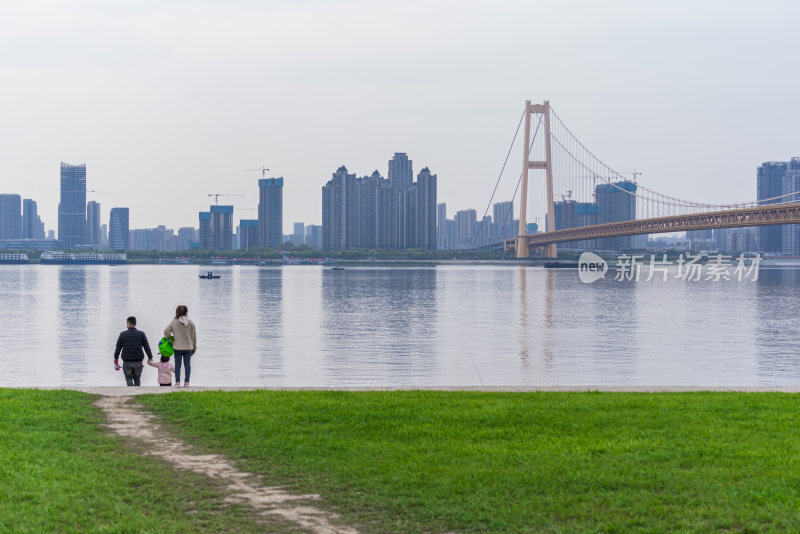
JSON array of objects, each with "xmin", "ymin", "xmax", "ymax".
[
  {"xmin": 140, "ymin": 391, "xmax": 800, "ymax": 533},
  {"xmin": 0, "ymin": 389, "xmax": 295, "ymax": 533}
]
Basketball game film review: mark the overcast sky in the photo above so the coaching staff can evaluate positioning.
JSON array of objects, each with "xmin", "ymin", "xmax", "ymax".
[{"xmin": 1, "ymin": 0, "xmax": 798, "ymax": 232}]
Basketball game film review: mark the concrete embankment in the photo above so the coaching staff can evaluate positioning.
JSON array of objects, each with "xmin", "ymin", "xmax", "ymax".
[{"xmin": 20, "ymin": 385, "xmax": 800, "ymax": 396}]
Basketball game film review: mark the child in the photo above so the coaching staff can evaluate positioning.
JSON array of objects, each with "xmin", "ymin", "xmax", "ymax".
[{"xmin": 147, "ymin": 355, "xmax": 175, "ymax": 386}]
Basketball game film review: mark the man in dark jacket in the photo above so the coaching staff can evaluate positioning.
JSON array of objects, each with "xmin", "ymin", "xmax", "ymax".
[{"xmin": 114, "ymin": 316, "xmax": 154, "ymax": 386}]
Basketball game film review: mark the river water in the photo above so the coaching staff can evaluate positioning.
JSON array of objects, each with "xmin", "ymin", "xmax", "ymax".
[{"xmin": 1, "ymin": 264, "xmax": 799, "ymax": 387}]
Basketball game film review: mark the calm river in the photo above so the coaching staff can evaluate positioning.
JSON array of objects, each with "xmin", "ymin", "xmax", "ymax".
[{"xmin": 1, "ymin": 264, "xmax": 799, "ymax": 387}]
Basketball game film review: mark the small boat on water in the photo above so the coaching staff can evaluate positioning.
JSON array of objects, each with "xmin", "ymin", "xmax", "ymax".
[
  {"xmin": 199, "ymin": 271, "xmax": 221, "ymax": 279},
  {"xmin": 544, "ymin": 261, "xmax": 578, "ymax": 269},
  {"xmin": 332, "ymin": 266, "xmax": 345, "ymax": 271}
]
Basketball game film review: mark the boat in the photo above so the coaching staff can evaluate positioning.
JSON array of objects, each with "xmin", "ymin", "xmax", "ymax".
[
  {"xmin": 199, "ymin": 271, "xmax": 221, "ymax": 279},
  {"xmin": 543, "ymin": 261, "xmax": 578, "ymax": 269},
  {"xmin": 0, "ymin": 253, "xmax": 29, "ymax": 264},
  {"xmin": 281, "ymin": 251, "xmax": 337, "ymax": 265},
  {"xmin": 40, "ymin": 251, "xmax": 126, "ymax": 265},
  {"xmin": 332, "ymin": 266, "xmax": 345, "ymax": 270},
  {"xmin": 158, "ymin": 256, "xmax": 192, "ymax": 265}
]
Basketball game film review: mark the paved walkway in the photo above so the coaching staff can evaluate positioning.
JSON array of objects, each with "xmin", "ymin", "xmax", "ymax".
[{"xmin": 24, "ymin": 386, "xmax": 800, "ymax": 396}]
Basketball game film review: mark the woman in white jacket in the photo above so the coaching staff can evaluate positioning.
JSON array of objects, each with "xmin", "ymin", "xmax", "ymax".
[{"xmin": 164, "ymin": 304, "xmax": 197, "ymax": 387}]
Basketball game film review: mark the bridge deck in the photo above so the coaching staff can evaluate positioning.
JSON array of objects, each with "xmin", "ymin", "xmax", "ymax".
[{"xmin": 505, "ymin": 202, "xmax": 800, "ymax": 248}]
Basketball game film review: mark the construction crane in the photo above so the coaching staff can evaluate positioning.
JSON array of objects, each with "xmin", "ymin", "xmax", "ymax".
[
  {"xmin": 208, "ymin": 193, "xmax": 245, "ymax": 206},
  {"xmin": 620, "ymin": 170, "xmax": 643, "ymax": 182},
  {"xmin": 243, "ymin": 167, "xmax": 270, "ymax": 179}
]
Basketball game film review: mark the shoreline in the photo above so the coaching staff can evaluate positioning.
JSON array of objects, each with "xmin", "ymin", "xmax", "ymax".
[{"xmin": 9, "ymin": 385, "xmax": 800, "ymax": 396}]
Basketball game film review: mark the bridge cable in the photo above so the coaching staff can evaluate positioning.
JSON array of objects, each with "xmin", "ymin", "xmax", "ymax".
[
  {"xmin": 469, "ymin": 109, "xmax": 524, "ymax": 249},
  {"xmin": 471, "ymin": 111, "xmax": 544, "ymax": 249},
  {"xmin": 551, "ymin": 106, "xmax": 800, "ymax": 211}
]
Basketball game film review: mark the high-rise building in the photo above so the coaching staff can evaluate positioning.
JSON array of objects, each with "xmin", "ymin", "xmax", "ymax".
[
  {"xmin": 474, "ymin": 215, "xmax": 493, "ymax": 247},
  {"xmin": 437, "ymin": 203, "xmax": 447, "ymax": 249},
  {"xmin": 258, "ymin": 177, "xmax": 283, "ymax": 249},
  {"xmin": 444, "ymin": 219, "xmax": 456, "ymax": 249},
  {"xmin": 198, "ymin": 212, "xmax": 211, "ymax": 249},
  {"xmin": 321, "ymin": 159, "xmax": 437, "ymax": 251},
  {"xmin": 86, "ymin": 201, "xmax": 101, "ymax": 249},
  {"xmin": 414, "ymin": 168, "xmax": 437, "ymax": 250},
  {"xmin": 388, "ymin": 153, "xmax": 413, "ymax": 189},
  {"xmin": 781, "ymin": 158, "xmax": 800, "ymax": 255},
  {"xmin": 553, "ymin": 200, "xmax": 598, "ymax": 250},
  {"xmin": 239, "ymin": 219, "xmax": 259, "ymax": 250},
  {"xmin": 305, "ymin": 225, "xmax": 322, "ymax": 249},
  {"xmin": 757, "ymin": 161, "xmax": 788, "ymax": 254},
  {"xmin": 322, "ymin": 166, "xmax": 356, "ymax": 251},
  {"xmin": 354, "ymin": 171, "xmax": 381, "ymax": 249},
  {"xmin": 129, "ymin": 229, "xmax": 147, "ymax": 251},
  {"xmin": 99, "ymin": 223, "xmax": 108, "ymax": 249},
  {"xmin": 493, "ymin": 201, "xmax": 514, "ymax": 241},
  {"xmin": 292, "ymin": 222, "xmax": 305, "ymax": 246},
  {"xmin": 686, "ymin": 230, "xmax": 713, "ymax": 241},
  {"xmin": 0, "ymin": 194, "xmax": 22, "ymax": 239},
  {"xmin": 58, "ymin": 162, "xmax": 87, "ymax": 249},
  {"xmin": 595, "ymin": 180, "xmax": 640, "ymax": 251},
  {"xmin": 108, "ymin": 207, "xmax": 129, "ymax": 250},
  {"xmin": 210, "ymin": 205, "xmax": 234, "ymax": 251},
  {"xmin": 177, "ymin": 227, "xmax": 196, "ymax": 250},
  {"xmin": 454, "ymin": 209, "xmax": 477, "ymax": 248},
  {"xmin": 376, "ymin": 178, "xmax": 397, "ymax": 249},
  {"xmin": 22, "ymin": 198, "xmax": 45, "ymax": 239}
]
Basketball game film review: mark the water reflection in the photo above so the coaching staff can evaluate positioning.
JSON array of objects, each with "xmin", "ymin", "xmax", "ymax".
[
  {"xmin": 108, "ymin": 267, "xmax": 130, "ymax": 314},
  {"xmin": 254, "ymin": 268, "xmax": 284, "ymax": 381},
  {"xmin": 542, "ymin": 271, "xmax": 640, "ymax": 384},
  {"xmin": 4, "ymin": 264, "xmax": 800, "ymax": 387},
  {"xmin": 321, "ymin": 268, "xmax": 437, "ymax": 385},
  {"xmin": 755, "ymin": 269, "xmax": 800, "ymax": 384},
  {"xmin": 517, "ymin": 267, "xmax": 530, "ymax": 365},
  {"xmin": 57, "ymin": 267, "xmax": 87, "ymax": 384},
  {"xmin": 0, "ymin": 268, "xmax": 40, "ymax": 380}
]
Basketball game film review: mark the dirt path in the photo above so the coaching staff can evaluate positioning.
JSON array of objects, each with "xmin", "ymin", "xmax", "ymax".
[{"xmin": 96, "ymin": 396, "xmax": 358, "ymax": 534}]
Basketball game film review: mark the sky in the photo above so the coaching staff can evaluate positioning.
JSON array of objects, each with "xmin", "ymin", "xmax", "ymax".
[{"xmin": 1, "ymin": 0, "xmax": 799, "ymax": 233}]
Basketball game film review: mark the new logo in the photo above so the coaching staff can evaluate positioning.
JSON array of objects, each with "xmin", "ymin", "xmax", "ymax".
[{"xmin": 578, "ymin": 252, "xmax": 608, "ymax": 284}]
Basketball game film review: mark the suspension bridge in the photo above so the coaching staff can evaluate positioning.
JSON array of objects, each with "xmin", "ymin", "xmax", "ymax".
[{"xmin": 484, "ymin": 100, "xmax": 800, "ymax": 258}]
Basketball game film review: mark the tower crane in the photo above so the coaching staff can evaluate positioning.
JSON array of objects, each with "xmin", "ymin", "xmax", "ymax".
[
  {"xmin": 243, "ymin": 167, "xmax": 270, "ymax": 179},
  {"xmin": 620, "ymin": 170, "xmax": 643, "ymax": 182},
  {"xmin": 208, "ymin": 193, "xmax": 245, "ymax": 206}
]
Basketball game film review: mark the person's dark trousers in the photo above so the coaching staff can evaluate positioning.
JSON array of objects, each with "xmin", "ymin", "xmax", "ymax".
[
  {"xmin": 174, "ymin": 351, "xmax": 192, "ymax": 383},
  {"xmin": 122, "ymin": 361, "xmax": 144, "ymax": 386}
]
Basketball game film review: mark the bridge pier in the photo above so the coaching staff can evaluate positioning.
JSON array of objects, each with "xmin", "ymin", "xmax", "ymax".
[{"xmin": 515, "ymin": 235, "xmax": 529, "ymax": 258}]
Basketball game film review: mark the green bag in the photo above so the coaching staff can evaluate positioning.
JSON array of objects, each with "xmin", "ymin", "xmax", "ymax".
[{"xmin": 158, "ymin": 336, "xmax": 174, "ymax": 358}]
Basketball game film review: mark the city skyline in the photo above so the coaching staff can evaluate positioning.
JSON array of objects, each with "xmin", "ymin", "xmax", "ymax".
[
  {"xmin": 3, "ymin": 152, "xmax": 800, "ymax": 255},
  {"xmin": 1, "ymin": 2, "xmax": 798, "ymax": 231}
]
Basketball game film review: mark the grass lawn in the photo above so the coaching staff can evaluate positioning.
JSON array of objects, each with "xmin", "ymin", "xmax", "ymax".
[
  {"xmin": 0, "ymin": 389, "xmax": 295, "ymax": 533},
  {"xmin": 141, "ymin": 390, "xmax": 800, "ymax": 533}
]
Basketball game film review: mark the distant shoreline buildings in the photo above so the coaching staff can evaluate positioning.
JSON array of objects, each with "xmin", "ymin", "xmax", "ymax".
[
  {"xmin": 3, "ymin": 155, "xmax": 799, "ymax": 255},
  {"xmin": 321, "ymin": 153, "xmax": 437, "ymax": 251},
  {"xmin": 58, "ymin": 162, "xmax": 87, "ymax": 249}
]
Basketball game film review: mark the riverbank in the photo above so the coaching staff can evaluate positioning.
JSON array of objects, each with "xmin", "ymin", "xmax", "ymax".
[
  {"xmin": 5, "ymin": 388, "xmax": 800, "ymax": 532},
  {"xmin": 0, "ymin": 389, "xmax": 285, "ymax": 532},
  {"xmin": 140, "ymin": 390, "xmax": 800, "ymax": 532}
]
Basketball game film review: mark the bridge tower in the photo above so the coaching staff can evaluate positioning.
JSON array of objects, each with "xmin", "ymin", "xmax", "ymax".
[{"xmin": 517, "ymin": 100, "xmax": 556, "ymax": 258}]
